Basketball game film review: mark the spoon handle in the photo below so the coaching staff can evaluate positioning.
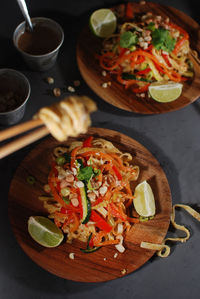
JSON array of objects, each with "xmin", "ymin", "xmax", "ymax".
[{"xmin": 16, "ymin": 0, "xmax": 33, "ymax": 31}]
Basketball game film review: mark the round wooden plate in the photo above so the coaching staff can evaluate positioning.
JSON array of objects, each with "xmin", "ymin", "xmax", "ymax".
[
  {"xmin": 77, "ymin": 2, "xmax": 200, "ymax": 114},
  {"xmin": 8, "ymin": 128, "xmax": 172, "ymax": 282}
]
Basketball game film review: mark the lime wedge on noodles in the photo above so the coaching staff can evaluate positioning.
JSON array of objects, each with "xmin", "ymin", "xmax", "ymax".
[
  {"xmin": 90, "ymin": 9, "xmax": 117, "ymax": 38},
  {"xmin": 134, "ymin": 180, "xmax": 155, "ymax": 217},
  {"xmin": 28, "ymin": 216, "xmax": 64, "ymax": 248},
  {"xmin": 148, "ymin": 81, "xmax": 183, "ymax": 103}
]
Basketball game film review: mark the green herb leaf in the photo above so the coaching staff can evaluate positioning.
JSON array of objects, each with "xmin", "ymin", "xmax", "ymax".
[
  {"xmin": 120, "ymin": 31, "xmax": 138, "ymax": 48},
  {"xmin": 151, "ymin": 28, "xmax": 176, "ymax": 53},
  {"xmin": 77, "ymin": 166, "xmax": 94, "ymax": 182},
  {"xmin": 147, "ymin": 22, "xmax": 155, "ymax": 31},
  {"xmin": 62, "ymin": 197, "xmax": 70, "ymax": 205},
  {"xmin": 94, "ymin": 168, "xmax": 101, "ymax": 176},
  {"xmin": 27, "ymin": 175, "xmax": 36, "ymax": 185}
]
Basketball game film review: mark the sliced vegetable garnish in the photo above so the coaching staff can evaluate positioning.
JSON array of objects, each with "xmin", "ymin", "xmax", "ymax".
[
  {"xmin": 27, "ymin": 175, "xmax": 36, "ymax": 185},
  {"xmin": 90, "ymin": 210, "xmax": 112, "ymax": 232},
  {"xmin": 151, "ymin": 28, "xmax": 176, "ymax": 53},
  {"xmin": 56, "ymin": 156, "xmax": 66, "ymax": 166},
  {"xmin": 120, "ymin": 31, "xmax": 138, "ymax": 49},
  {"xmin": 77, "ymin": 166, "xmax": 94, "ymax": 181},
  {"xmin": 79, "ymin": 185, "xmax": 91, "ymax": 224},
  {"xmin": 122, "ymin": 73, "xmax": 153, "ymax": 83},
  {"xmin": 83, "ymin": 136, "xmax": 93, "ymax": 147},
  {"xmin": 80, "ymin": 233, "xmax": 101, "ymax": 253}
]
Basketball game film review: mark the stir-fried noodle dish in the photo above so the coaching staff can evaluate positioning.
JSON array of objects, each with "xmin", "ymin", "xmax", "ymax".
[
  {"xmin": 40, "ymin": 137, "xmax": 143, "ymax": 253},
  {"xmin": 97, "ymin": 3, "xmax": 194, "ymax": 96}
]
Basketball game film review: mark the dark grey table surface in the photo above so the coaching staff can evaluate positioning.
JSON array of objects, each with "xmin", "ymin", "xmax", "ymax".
[{"xmin": 0, "ymin": 0, "xmax": 200, "ymax": 298}]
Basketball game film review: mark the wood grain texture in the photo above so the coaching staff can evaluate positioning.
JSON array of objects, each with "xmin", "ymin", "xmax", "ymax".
[
  {"xmin": 77, "ymin": 2, "xmax": 200, "ymax": 114},
  {"xmin": 8, "ymin": 128, "xmax": 172, "ymax": 282}
]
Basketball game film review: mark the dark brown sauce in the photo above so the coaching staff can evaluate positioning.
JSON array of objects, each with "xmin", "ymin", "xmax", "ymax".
[
  {"xmin": 18, "ymin": 23, "xmax": 61, "ymax": 55},
  {"xmin": 0, "ymin": 91, "xmax": 23, "ymax": 113}
]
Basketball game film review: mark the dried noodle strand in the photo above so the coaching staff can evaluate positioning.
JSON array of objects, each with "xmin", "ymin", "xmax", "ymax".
[{"xmin": 140, "ymin": 204, "xmax": 200, "ymax": 258}]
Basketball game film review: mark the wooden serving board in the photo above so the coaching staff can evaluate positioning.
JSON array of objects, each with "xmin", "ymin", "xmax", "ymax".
[
  {"xmin": 8, "ymin": 128, "xmax": 172, "ymax": 282},
  {"xmin": 77, "ymin": 2, "xmax": 200, "ymax": 114}
]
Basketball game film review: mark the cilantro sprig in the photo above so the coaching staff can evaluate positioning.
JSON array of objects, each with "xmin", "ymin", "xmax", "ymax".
[
  {"xmin": 120, "ymin": 31, "xmax": 138, "ymax": 49},
  {"xmin": 77, "ymin": 166, "xmax": 101, "ymax": 182},
  {"xmin": 151, "ymin": 28, "xmax": 176, "ymax": 53}
]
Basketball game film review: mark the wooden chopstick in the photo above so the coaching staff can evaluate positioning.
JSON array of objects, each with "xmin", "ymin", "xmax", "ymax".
[
  {"xmin": 0, "ymin": 117, "xmax": 50, "ymax": 159},
  {"xmin": 0, "ymin": 126, "xmax": 49, "ymax": 159},
  {"xmin": 0, "ymin": 118, "xmax": 43, "ymax": 142},
  {"xmin": 189, "ymin": 49, "xmax": 200, "ymax": 65}
]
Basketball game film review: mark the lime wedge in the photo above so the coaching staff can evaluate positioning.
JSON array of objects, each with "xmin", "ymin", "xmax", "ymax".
[
  {"xmin": 28, "ymin": 216, "xmax": 64, "ymax": 248},
  {"xmin": 89, "ymin": 9, "xmax": 117, "ymax": 38},
  {"xmin": 134, "ymin": 180, "xmax": 155, "ymax": 217},
  {"xmin": 148, "ymin": 81, "xmax": 183, "ymax": 103}
]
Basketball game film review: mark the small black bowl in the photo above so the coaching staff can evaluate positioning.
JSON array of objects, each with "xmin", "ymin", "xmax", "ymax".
[{"xmin": 0, "ymin": 69, "xmax": 31, "ymax": 125}]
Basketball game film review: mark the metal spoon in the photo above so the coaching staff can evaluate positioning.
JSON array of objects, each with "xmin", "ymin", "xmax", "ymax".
[{"xmin": 16, "ymin": 0, "xmax": 33, "ymax": 32}]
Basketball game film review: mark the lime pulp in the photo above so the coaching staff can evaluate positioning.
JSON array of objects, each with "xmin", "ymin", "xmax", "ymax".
[
  {"xmin": 148, "ymin": 81, "xmax": 183, "ymax": 103},
  {"xmin": 134, "ymin": 180, "xmax": 156, "ymax": 217},
  {"xmin": 89, "ymin": 9, "xmax": 117, "ymax": 38},
  {"xmin": 28, "ymin": 216, "xmax": 64, "ymax": 248}
]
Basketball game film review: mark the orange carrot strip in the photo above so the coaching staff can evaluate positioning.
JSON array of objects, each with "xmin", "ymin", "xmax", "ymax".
[
  {"xmin": 48, "ymin": 171, "xmax": 68, "ymax": 207},
  {"xmin": 80, "ymin": 151, "xmax": 113, "ymax": 163},
  {"xmin": 93, "ymin": 231, "xmax": 107, "ymax": 246},
  {"xmin": 132, "ymin": 50, "xmax": 181, "ymax": 82},
  {"xmin": 70, "ymin": 213, "xmax": 80, "ymax": 233},
  {"xmin": 70, "ymin": 146, "xmax": 82, "ymax": 169},
  {"xmin": 127, "ymin": 216, "xmax": 140, "ymax": 224},
  {"xmin": 96, "ymin": 239, "xmax": 120, "ymax": 247},
  {"xmin": 109, "ymin": 153, "xmax": 126, "ymax": 170},
  {"xmin": 132, "ymin": 83, "xmax": 150, "ymax": 93}
]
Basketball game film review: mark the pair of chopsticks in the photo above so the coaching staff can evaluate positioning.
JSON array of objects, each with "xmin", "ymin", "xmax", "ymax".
[{"xmin": 0, "ymin": 119, "xmax": 49, "ymax": 159}]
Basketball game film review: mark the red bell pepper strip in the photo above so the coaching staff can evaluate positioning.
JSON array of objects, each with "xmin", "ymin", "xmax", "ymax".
[
  {"xmin": 50, "ymin": 163, "xmax": 61, "ymax": 192},
  {"xmin": 168, "ymin": 22, "xmax": 189, "ymax": 55},
  {"xmin": 153, "ymin": 61, "xmax": 165, "ymax": 74},
  {"xmin": 161, "ymin": 52, "xmax": 171, "ymax": 67},
  {"xmin": 76, "ymin": 189, "xmax": 83, "ymax": 219},
  {"xmin": 136, "ymin": 68, "xmax": 151, "ymax": 75},
  {"xmin": 112, "ymin": 165, "xmax": 122, "ymax": 180},
  {"xmin": 90, "ymin": 210, "xmax": 112, "ymax": 232},
  {"xmin": 51, "ymin": 161, "xmax": 58, "ymax": 176},
  {"xmin": 89, "ymin": 238, "xmax": 94, "ymax": 248},
  {"xmin": 173, "ymin": 36, "xmax": 188, "ymax": 55},
  {"xmin": 56, "ymin": 181, "xmax": 61, "ymax": 193},
  {"xmin": 126, "ymin": 2, "xmax": 134, "ymax": 19},
  {"xmin": 118, "ymin": 47, "xmax": 127, "ymax": 57},
  {"xmin": 91, "ymin": 196, "xmax": 104, "ymax": 207},
  {"xmin": 135, "ymin": 55, "xmax": 145, "ymax": 64},
  {"xmin": 83, "ymin": 136, "xmax": 93, "ymax": 147},
  {"xmin": 60, "ymin": 207, "xmax": 73, "ymax": 214},
  {"xmin": 145, "ymin": 44, "xmax": 153, "ymax": 52}
]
